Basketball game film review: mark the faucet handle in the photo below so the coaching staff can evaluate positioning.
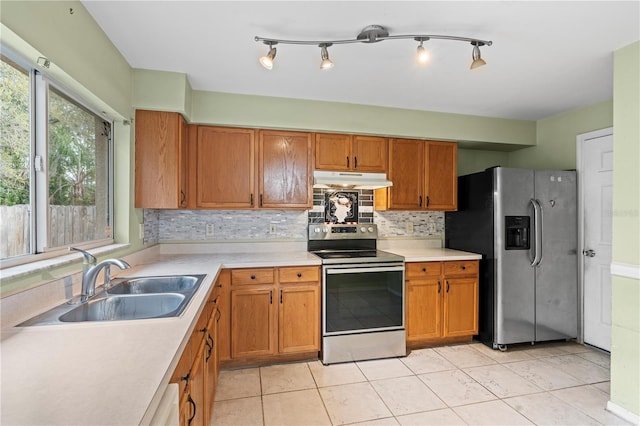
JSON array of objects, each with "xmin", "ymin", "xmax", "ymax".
[{"xmin": 69, "ymin": 247, "xmax": 97, "ymax": 265}]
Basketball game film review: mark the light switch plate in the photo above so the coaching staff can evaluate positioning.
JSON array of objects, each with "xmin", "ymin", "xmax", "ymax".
[
  {"xmin": 406, "ymin": 221, "xmax": 414, "ymax": 234},
  {"xmin": 269, "ymin": 223, "xmax": 277, "ymax": 235}
]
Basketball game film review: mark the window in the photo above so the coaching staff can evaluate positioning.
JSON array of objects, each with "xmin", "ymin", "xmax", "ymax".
[{"xmin": 0, "ymin": 54, "xmax": 113, "ymax": 264}]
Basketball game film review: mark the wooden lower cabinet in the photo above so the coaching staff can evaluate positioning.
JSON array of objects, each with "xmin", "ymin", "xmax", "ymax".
[
  {"xmin": 231, "ymin": 286, "xmax": 276, "ymax": 358},
  {"xmin": 443, "ymin": 279, "xmax": 479, "ymax": 337},
  {"xmin": 172, "ymin": 277, "xmax": 221, "ymax": 426},
  {"xmin": 228, "ymin": 266, "xmax": 320, "ymax": 362},
  {"xmin": 406, "ymin": 260, "xmax": 478, "ymax": 346},
  {"xmin": 406, "ymin": 277, "xmax": 442, "ymax": 341},
  {"xmin": 279, "ymin": 283, "xmax": 321, "ymax": 353}
]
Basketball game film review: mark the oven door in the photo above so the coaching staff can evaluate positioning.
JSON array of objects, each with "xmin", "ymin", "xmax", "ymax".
[{"xmin": 323, "ymin": 263, "xmax": 405, "ymax": 336}]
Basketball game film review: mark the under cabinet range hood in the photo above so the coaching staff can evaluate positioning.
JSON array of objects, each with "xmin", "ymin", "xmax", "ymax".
[{"xmin": 313, "ymin": 171, "xmax": 393, "ymax": 190}]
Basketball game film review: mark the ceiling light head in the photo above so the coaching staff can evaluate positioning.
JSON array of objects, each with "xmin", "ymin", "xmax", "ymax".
[
  {"xmin": 259, "ymin": 43, "xmax": 277, "ymax": 70},
  {"xmin": 320, "ymin": 44, "xmax": 334, "ymax": 70},
  {"xmin": 470, "ymin": 41, "xmax": 487, "ymax": 70},
  {"xmin": 415, "ymin": 37, "xmax": 430, "ymax": 64}
]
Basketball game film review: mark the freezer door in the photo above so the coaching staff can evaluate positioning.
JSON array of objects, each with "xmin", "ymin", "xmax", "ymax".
[
  {"xmin": 494, "ymin": 168, "xmax": 536, "ymax": 345},
  {"xmin": 534, "ymin": 170, "xmax": 578, "ymax": 341}
]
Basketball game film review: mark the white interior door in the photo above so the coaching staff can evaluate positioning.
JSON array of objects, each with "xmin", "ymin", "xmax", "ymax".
[{"xmin": 579, "ymin": 129, "xmax": 613, "ymax": 351}]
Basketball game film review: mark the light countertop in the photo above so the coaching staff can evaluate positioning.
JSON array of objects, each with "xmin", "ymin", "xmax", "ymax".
[{"xmin": 1, "ymin": 243, "xmax": 479, "ymax": 425}]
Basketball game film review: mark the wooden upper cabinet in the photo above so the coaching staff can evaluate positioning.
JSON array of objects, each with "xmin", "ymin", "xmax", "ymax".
[
  {"xmin": 196, "ymin": 126, "xmax": 256, "ymax": 209},
  {"xmin": 379, "ymin": 139, "xmax": 457, "ymax": 211},
  {"xmin": 135, "ymin": 110, "xmax": 188, "ymax": 208},
  {"xmin": 352, "ymin": 135, "xmax": 388, "ymax": 172},
  {"xmin": 425, "ymin": 141, "xmax": 457, "ymax": 211},
  {"xmin": 259, "ymin": 130, "xmax": 312, "ymax": 209},
  {"xmin": 314, "ymin": 133, "xmax": 351, "ymax": 171},
  {"xmin": 387, "ymin": 139, "xmax": 425, "ymax": 210},
  {"xmin": 315, "ymin": 133, "xmax": 387, "ymax": 172}
]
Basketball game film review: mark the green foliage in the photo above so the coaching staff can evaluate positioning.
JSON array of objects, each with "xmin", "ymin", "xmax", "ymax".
[
  {"xmin": 0, "ymin": 58, "xmax": 30, "ymax": 205},
  {"xmin": 1, "ymin": 59, "xmax": 99, "ymax": 207},
  {"xmin": 48, "ymin": 90, "xmax": 97, "ymax": 206}
]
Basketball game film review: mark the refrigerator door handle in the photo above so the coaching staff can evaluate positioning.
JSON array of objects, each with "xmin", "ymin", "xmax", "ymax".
[{"xmin": 530, "ymin": 198, "xmax": 543, "ymax": 267}]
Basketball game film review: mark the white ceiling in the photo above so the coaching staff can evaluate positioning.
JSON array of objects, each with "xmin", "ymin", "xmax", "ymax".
[{"xmin": 82, "ymin": 1, "xmax": 639, "ymax": 121}]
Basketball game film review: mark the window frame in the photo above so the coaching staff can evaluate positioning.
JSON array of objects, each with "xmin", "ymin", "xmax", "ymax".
[{"xmin": 0, "ymin": 49, "xmax": 115, "ymax": 269}]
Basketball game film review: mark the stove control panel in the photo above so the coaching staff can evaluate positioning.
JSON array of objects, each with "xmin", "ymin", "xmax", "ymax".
[{"xmin": 309, "ymin": 224, "xmax": 378, "ymax": 240}]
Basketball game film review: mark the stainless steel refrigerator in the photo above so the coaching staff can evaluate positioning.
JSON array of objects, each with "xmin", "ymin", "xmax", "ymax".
[{"xmin": 445, "ymin": 167, "xmax": 577, "ymax": 350}]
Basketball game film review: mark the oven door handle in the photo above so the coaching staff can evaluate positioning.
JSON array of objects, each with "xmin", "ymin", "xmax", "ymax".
[{"xmin": 325, "ymin": 266, "xmax": 405, "ymax": 274}]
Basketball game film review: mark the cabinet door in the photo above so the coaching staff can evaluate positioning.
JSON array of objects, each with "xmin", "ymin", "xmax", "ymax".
[
  {"xmin": 230, "ymin": 287, "xmax": 276, "ymax": 358},
  {"xmin": 388, "ymin": 139, "xmax": 425, "ymax": 210},
  {"xmin": 178, "ymin": 389, "xmax": 194, "ymax": 426},
  {"xmin": 406, "ymin": 278, "xmax": 442, "ymax": 341},
  {"xmin": 314, "ymin": 133, "xmax": 352, "ymax": 171},
  {"xmin": 189, "ymin": 345, "xmax": 206, "ymax": 426},
  {"xmin": 442, "ymin": 277, "xmax": 478, "ymax": 337},
  {"xmin": 259, "ymin": 130, "xmax": 312, "ymax": 208},
  {"xmin": 178, "ymin": 115, "xmax": 188, "ymax": 207},
  {"xmin": 135, "ymin": 110, "xmax": 186, "ymax": 208},
  {"xmin": 425, "ymin": 142, "xmax": 457, "ymax": 211},
  {"xmin": 216, "ymin": 270, "xmax": 231, "ymax": 362},
  {"xmin": 352, "ymin": 135, "xmax": 388, "ymax": 172},
  {"xmin": 196, "ymin": 126, "xmax": 256, "ymax": 208},
  {"xmin": 278, "ymin": 283, "xmax": 320, "ymax": 354},
  {"xmin": 204, "ymin": 308, "xmax": 218, "ymax": 424}
]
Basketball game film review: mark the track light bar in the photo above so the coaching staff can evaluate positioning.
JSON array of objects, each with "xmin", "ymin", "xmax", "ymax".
[{"xmin": 255, "ymin": 24, "xmax": 492, "ymax": 70}]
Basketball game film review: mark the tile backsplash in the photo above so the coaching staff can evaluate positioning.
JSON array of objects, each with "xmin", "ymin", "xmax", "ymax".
[{"xmin": 144, "ymin": 189, "xmax": 443, "ymax": 243}]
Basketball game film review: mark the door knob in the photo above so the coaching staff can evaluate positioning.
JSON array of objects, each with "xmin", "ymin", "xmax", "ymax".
[{"xmin": 583, "ymin": 249, "xmax": 596, "ymax": 257}]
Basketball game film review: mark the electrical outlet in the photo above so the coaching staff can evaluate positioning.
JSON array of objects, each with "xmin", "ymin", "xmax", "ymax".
[
  {"xmin": 269, "ymin": 223, "xmax": 277, "ymax": 235},
  {"xmin": 406, "ymin": 221, "xmax": 414, "ymax": 234},
  {"xmin": 205, "ymin": 223, "xmax": 215, "ymax": 237},
  {"xmin": 428, "ymin": 222, "xmax": 437, "ymax": 233}
]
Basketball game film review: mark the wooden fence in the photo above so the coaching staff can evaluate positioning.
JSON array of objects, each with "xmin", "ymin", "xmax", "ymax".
[{"xmin": 1, "ymin": 205, "xmax": 96, "ymax": 258}]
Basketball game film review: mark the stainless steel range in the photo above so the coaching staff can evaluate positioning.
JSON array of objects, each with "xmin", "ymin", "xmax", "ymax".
[{"xmin": 308, "ymin": 224, "xmax": 406, "ymax": 364}]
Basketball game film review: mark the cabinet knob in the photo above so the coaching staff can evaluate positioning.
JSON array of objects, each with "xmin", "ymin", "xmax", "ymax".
[
  {"xmin": 422, "ymin": 267, "xmax": 426, "ymax": 272},
  {"xmin": 250, "ymin": 274, "xmax": 256, "ymax": 280},
  {"xmin": 297, "ymin": 272, "xmax": 302, "ymax": 278},
  {"xmin": 461, "ymin": 265, "xmax": 466, "ymax": 270}
]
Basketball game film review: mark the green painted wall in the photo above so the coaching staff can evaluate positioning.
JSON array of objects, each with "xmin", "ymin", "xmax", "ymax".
[
  {"xmin": 610, "ymin": 40, "xmax": 640, "ymax": 417},
  {"xmin": 458, "ymin": 149, "xmax": 509, "ymax": 176},
  {"xmin": 133, "ymin": 69, "xmax": 193, "ymax": 118},
  {"xmin": 1, "ymin": 1, "xmax": 132, "ymax": 118},
  {"xmin": 509, "ymin": 100, "xmax": 614, "ymax": 170},
  {"xmin": 190, "ymin": 90, "xmax": 536, "ymax": 146}
]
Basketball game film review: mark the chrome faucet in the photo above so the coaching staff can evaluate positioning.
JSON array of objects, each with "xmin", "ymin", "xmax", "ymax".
[{"xmin": 69, "ymin": 247, "xmax": 131, "ymax": 303}]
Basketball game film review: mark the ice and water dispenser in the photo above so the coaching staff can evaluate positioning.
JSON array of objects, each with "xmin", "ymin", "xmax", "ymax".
[{"xmin": 505, "ymin": 216, "xmax": 530, "ymax": 250}]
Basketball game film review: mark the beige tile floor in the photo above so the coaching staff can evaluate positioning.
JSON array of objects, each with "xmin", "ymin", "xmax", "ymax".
[{"xmin": 212, "ymin": 341, "xmax": 630, "ymax": 426}]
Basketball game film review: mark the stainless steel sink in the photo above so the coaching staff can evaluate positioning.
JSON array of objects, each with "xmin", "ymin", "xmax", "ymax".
[
  {"xmin": 108, "ymin": 275, "xmax": 200, "ymax": 294},
  {"xmin": 18, "ymin": 274, "xmax": 206, "ymax": 326},
  {"xmin": 59, "ymin": 293, "xmax": 185, "ymax": 322}
]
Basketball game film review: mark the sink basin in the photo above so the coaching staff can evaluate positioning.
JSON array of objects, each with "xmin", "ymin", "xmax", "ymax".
[
  {"xmin": 59, "ymin": 293, "xmax": 185, "ymax": 322},
  {"xmin": 18, "ymin": 274, "xmax": 206, "ymax": 326},
  {"xmin": 108, "ymin": 275, "xmax": 200, "ymax": 294}
]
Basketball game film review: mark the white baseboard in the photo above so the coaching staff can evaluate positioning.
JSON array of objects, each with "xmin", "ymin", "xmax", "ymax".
[
  {"xmin": 611, "ymin": 262, "xmax": 640, "ymax": 280},
  {"xmin": 607, "ymin": 400, "xmax": 640, "ymax": 425}
]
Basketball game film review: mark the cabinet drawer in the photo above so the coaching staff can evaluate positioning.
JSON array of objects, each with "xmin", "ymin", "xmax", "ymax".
[
  {"xmin": 406, "ymin": 262, "xmax": 442, "ymax": 278},
  {"xmin": 443, "ymin": 260, "xmax": 478, "ymax": 276},
  {"xmin": 279, "ymin": 266, "xmax": 320, "ymax": 283},
  {"xmin": 231, "ymin": 268, "xmax": 274, "ymax": 285}
]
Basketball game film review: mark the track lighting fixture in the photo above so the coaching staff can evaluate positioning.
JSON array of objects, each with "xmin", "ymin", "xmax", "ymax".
[
  {"xmin": 470, "ymin": 41, "xmax": 487, "ymax": 69},
  {"xmin": 320, "ymin": 44, "xmax": 334, "ymax": 70},
  {"xmin": 259, "ymin": 43, "xmax": 277, "ymax": 70},
  {"xmin": 256, "ymin": 25, "xmax": 492, "ymax": 70},
  {"xmin": 415, "ymin": 38, "xmax": 429, "ymax": 64}
]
